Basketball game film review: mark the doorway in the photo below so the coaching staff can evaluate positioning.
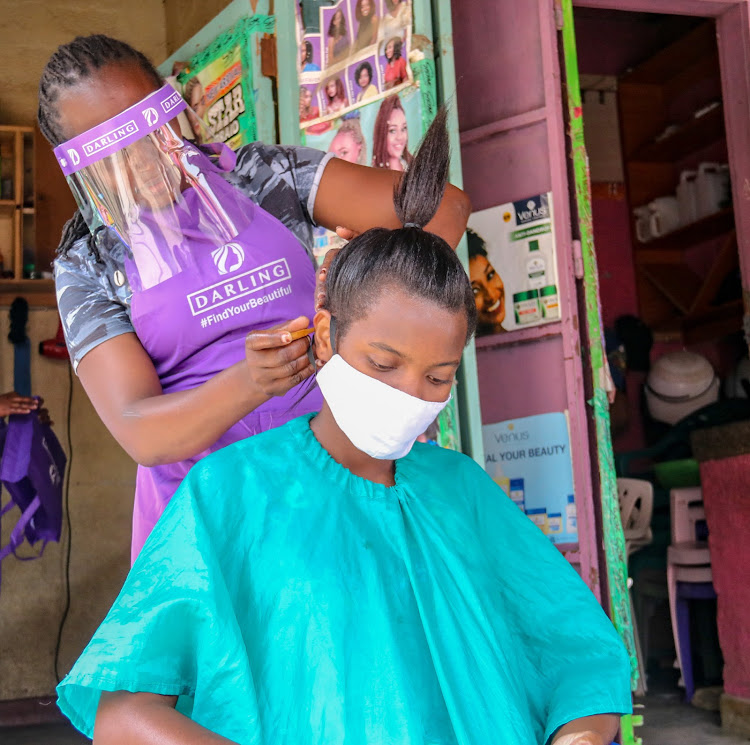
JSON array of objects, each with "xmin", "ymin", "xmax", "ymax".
[{"xmin": 573, "ymin": 2, "xmax": 746, "ymax": 727}]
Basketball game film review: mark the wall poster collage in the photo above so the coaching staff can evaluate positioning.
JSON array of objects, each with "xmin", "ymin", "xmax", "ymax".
[{"xmin": 298, "ymin": 0, "xmax": 416, "ymax": 262}]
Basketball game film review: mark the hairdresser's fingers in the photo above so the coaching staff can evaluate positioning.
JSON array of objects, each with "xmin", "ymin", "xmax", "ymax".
[
  {"xmin": 37, "ymin": 408, "xmax": 53, "ymax": 426},
  {"xmin": 245, "ymin": 317, "xmax": 311, "ymax": 351},
  {"xmin": 253, "ymin": 350, "xmax": 315, "ymax": 397},
  {"xmin": 315, "ymin": 248, "xmax": 342, "ymax": 311},
  {"xmin": 335, "ymin": 226, "xmax": 360, "ymax": 241},
  {"xmin": 247, "ymin": 337, "xmax": 311, "ymax": 373}
]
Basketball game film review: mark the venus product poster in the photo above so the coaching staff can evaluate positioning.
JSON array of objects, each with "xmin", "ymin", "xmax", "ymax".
[
  {"xmin": 467, "ymin": 193, "xmax": 560, "ymax": 336},
  {"xmin": 482, "ymin": 412, "xmax": 577, "ymax": 545}
]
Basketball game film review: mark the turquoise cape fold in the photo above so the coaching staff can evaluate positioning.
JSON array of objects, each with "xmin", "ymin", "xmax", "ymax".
[{"xmin": 57, "ymin": 413, "xmax": 631, "ymax": 744}]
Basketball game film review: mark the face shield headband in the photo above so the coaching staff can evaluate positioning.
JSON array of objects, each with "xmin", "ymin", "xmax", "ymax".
[{"xmin": 52, "ymin": 83, "xmax": 258, "ymax": 291}]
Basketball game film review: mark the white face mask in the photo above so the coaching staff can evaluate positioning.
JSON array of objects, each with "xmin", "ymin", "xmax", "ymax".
[{"xmin": 316, "ymin": 353, "xmax": 451, "ymax": 460}]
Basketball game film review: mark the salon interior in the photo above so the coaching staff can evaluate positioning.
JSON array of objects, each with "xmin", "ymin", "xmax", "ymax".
[{"xmin": 2, "ymin": 1, "xmax": 750, "ymax": 744}]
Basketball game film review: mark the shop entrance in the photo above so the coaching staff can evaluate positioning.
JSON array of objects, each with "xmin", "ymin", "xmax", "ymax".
[{"xmin": 575, "ymin": 6, "xmax": 745, "ymax": 706}]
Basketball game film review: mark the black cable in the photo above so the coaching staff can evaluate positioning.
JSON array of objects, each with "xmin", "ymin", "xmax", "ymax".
[{"xmin": 53, "ymin": 361, "xmax": 73, "ymax": 683}]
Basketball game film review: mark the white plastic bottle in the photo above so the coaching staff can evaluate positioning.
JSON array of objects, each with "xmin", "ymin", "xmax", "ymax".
[
  {"xmin": 526, "ymin": 239, "xmax": 547, "ymax": 289},
  {"xmin": 566, "ymin": 494, "xmax": 577, "ymax": 535}
]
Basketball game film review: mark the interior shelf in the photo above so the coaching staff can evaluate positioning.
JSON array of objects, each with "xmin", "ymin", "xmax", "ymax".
[
  {"xmin": 0, "ymin": 278, "xmax": 55, "ymax": 307},
  {"xmin": 631, "ymin": 105, "xmax": 724, "ymax": 163},
  {"xmin": 475, "ymin": 321, "xmax": 563, "ymax": 350},
  {"xmin": 634, "ymin": 207, "xmax": 734, "ymax": 256}
]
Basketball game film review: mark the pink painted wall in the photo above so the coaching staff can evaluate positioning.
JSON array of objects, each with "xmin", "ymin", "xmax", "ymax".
[
  {"xmin": 699, "ymin": 454, "xmax": 750, "ymax": 700},
  {"xmin": 476, "ymin": 336, "xmax": 569, "ymax": 424},
  {"xmin": 593, "ymin": 197, "xmax": 639, "ymax": 328}
]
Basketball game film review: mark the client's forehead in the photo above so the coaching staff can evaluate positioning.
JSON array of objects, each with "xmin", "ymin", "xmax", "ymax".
[{"xmin": 349, "ymin": 287, "xmax": 466, "ymax": 362}]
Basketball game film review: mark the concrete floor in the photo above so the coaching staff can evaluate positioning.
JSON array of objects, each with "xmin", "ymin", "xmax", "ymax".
[
  {"xmin": 2, "ymin": 692, "xmax": 749, "ymax": 744},
  {"xmin": 637, "ymin": 692, "xmax": 750, "ymax": 744}
]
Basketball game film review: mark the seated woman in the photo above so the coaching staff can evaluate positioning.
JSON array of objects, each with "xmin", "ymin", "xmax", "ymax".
[{"xmin": 57, "ymin": 111, "xmax": 631, "ymax": 745}]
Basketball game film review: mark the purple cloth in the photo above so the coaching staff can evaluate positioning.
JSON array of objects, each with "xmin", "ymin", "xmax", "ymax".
[
  {"xmin": 123, "ymin": 146, "xmax": 322, "ymax": 560},
  {"xmin": 0, "ymin": 410, "xmax": 66, "ymax": 580}
]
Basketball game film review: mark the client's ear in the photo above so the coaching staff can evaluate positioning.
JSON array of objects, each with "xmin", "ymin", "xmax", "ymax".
[{"xmin": 313, "ymin": 309, "xmax": 334, "ymax": 363}]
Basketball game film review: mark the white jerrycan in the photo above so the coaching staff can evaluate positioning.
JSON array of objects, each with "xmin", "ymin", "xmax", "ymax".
[
  {"xmin": 676, "ymin": 170, "xmax": 698, "ymax": 225},
  {"xmin": 695, "ymin": 162, "xmax": 724, "ymax": 218}
]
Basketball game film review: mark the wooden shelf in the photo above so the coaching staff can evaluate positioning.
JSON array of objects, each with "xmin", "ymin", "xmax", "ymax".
[
  {"xmin": 0, "ymin": 199, "xmax": 15, "ymax": 208},
  {"xmin": 634, "ymin": 208, "xmax": 734, "ymax": 256},
  {"xmin": 631, "ymin": 105, "xmax": 724, "ymax": 163},
  {"xmin": 0, "ymin": 279, "xmax": 55, "ymax": 307}
]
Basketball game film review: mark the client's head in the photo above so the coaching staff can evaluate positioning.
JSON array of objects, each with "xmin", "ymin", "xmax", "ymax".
[{"xmin": 313, "ymin": 109, "xmax": 476, "ymax": 460}]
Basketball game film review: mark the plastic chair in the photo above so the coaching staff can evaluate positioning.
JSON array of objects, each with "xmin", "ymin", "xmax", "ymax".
[
  {"xmin": 618, "ymin": 478, "xmax": 653, "ymax": 557},
  {"xmin": 618, "ymin": 478, "xmax": 654, "ymax": 696},
  {"xmin": 667, "ymin": 486, "xmax": 715, "ymax": 702}
]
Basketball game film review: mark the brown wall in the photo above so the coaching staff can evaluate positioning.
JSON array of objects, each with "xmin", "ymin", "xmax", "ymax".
[
  {"xmin": 1, "ymin": 0, "xmax": 252, "ymax": 705},
  {"xmin": 0, "ymin": 0, "xmax": 166, "ymax": 702},
  {"xmin": 164, "ymin": 0, "xmax": 237, "ymax": 56}
]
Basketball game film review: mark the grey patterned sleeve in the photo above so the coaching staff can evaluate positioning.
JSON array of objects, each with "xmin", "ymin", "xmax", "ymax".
[
  {"xmin": 54, "ymin": 244, "xmax": 134, "ymax": 372},
  {"xmin": 231, "ymin": 142, "xmax": 334, "ymax": 231}
]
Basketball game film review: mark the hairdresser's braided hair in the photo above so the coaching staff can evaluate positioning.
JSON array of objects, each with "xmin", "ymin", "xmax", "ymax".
[
  {"xmin": 38, "ymin": 35, "xmax": 163, "ymax": 259},
  {"xmin": 324, "ymin": 107, "xmax": 477, "ymax": 344}
]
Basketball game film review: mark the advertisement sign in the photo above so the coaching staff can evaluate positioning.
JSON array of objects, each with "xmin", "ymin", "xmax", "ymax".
[
  {"xmin": 175, "ymin": 17, "xmax": 266, "ymax": 149},
  {"xmin": 467, "ymin": 193, "xmax": 560, "ymax": 336},
  {"xmin": 482, "ymin": 413, "xmax": 577, "ymax": 545}
]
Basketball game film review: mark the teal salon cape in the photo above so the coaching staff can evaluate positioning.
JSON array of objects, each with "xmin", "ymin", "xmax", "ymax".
[{"xmin": 57, "ymin": 414, "xmax": 631, "ymax": 744}]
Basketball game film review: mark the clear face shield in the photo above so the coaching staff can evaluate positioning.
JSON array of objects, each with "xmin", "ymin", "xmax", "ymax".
[{"xmin": 54, "ymin": 84, "xmax": 255, "ymax": 290}]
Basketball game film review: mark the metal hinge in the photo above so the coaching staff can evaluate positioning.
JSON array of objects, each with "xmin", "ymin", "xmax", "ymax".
[
  {"xmin": 572, "ymin": 239, "xmax": 584, "ymax": 279},
  {"xmin": 554, "ymin": 1, "xmax": 564, "ymax": 30}
]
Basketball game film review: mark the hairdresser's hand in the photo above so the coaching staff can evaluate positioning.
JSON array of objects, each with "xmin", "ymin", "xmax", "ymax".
[
  {"xmin": 315, "ymin": 225, "xmax": 360, "ymax": 311},
  {"xmin": 0, "ymin": 391, "xmax": 39, "ymax": 417},
  {"xmin": 244, "ymin": 317, "xmax": 315, "ymax": 398}
]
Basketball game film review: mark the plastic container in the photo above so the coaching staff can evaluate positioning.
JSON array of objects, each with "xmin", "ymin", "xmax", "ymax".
[
  {"xmin": 645, "ymin": 350, "xmax": 720, "ymax": 425},
  {"xmin": 526, "ymin": 239, "xmax": 547, "ymax": 289},
  {"xmin": 648, "ymin": 196, "xmax": 681, "ymax": 237},
  {"xmin": 509, "ymin": 478, "xmax": 525, "ymax": 512},
  {"xmin": 547, "ymin": 512, "xmax": 563, "ymax": 534},
  {"xmin": 695, "ymin": 162, "xmax": 725, "ymax": 218},
  {"xmin": 566, "ymin": 495, "xmax": 577, "ymax": 534},
  {"xmin": 526, "ymin": 507, "xmax": 549, "ymax": 534},
  {"xmin": 676, "ymin": 170, "xmax": 698, "ymax": 225},
  {"xmin": 539, "ymin": 284, "xmax": 559, "ymax": 319},
  {"xmin": 653, "ymin": 458, "xmax": 701, "ymax": 489},
  {"xmin": 513, "ymin": 289, "xmax": 541, "ymax": 325}
]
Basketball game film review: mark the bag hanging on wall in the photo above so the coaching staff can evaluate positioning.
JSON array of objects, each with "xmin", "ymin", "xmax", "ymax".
[{"xmin": 0, "ymin": 408, "xmax": 66, "ymax": 587}]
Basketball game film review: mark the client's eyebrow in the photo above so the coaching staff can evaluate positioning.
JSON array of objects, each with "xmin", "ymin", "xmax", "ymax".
[
  {"xmin": 369, "ymin": 342, "xmax": 461, "ymax": 368},
  {"xmin": 370, "ymin": 342, "xmax": 405, "ymax": 357}
]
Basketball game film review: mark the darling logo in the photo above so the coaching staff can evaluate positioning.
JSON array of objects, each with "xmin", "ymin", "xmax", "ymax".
[
  {"xmin": 513, "ymin": 194, "xmax": 550, "ymax": 225},
  {"xmin": 212, "ymin": 242, "xmax": 245, "ymax": 275},
  {"xmin": 143, "ymin": 107, "xmax": 159, "ymax": 127},
  {"xmin": 161, "ymin": 89, "xmax": 183, "ymax": 114},
  {"xmin": 83, "ymin": 120, "xmax": 139, "ymax": 156},
  {"xmin": 67, "ymin": 149, "xmax": 80, "ymax": 167}
]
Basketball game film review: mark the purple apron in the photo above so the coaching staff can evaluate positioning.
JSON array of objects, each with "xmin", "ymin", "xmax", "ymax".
[{"xmin": 124, "ymin": 145, "xmax": 322, "ymax": 561}]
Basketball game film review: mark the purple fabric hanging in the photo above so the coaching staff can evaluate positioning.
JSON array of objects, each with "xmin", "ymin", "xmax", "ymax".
[{"xmin": 0, "ymin": 409, "xmax": 66, "ymax": 584}]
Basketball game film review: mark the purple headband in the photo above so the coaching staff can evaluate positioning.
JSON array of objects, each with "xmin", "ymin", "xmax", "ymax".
[{"xmin": 53, "ymin": 83, "xmax": 187, "ymax": 176}]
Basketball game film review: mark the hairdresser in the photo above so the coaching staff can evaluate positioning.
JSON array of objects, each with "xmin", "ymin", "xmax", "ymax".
[{"xmin": 40, "ymin": 35, "xmax": 470, "ymax": 560}]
